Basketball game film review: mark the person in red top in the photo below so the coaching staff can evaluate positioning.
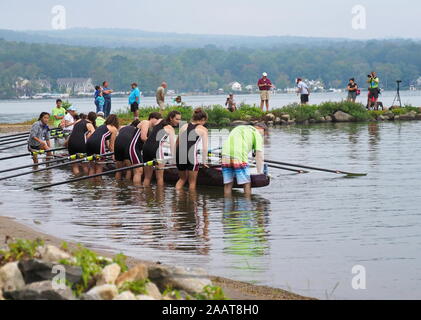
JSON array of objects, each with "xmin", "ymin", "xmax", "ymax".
[{"xmin": 257, "ymin": 72, "xmax": 273, "ymax": 112}]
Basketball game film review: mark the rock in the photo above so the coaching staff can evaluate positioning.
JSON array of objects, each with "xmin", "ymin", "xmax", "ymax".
[
  {"xmin": 325, "ymin": 115, "xmax": 333, "ymax": 122},
  {"xmin": 267, "ymin": 121, "xmax": 274, "ymax": 127},
  {"xmin": 309, "ymin": 119, "xmax": 316, "ymax": 124},
  {"xmin": 18, "ymin": 260, "xmax": 83, "ymax": 285},
  {"xmin": 394, "ymin": 115, "xmax": 400, "ymax": 121},
  {"xmin": 148, "ymin": 265, "xmax": 212, "ymax": 295},
  {"xmin": 4, "ymin": 280, "xmax": 75, "ymax": 300},
  {"xmin": 332, "ymin": 111, "xmax": 354, "ymax": 122},
  {"xmin": 97, "ymin": 263, "xmax": 121, "ymax": 285},
  {"xmin": 280, "ymin": 120, "xmax": 288, "ymax": 125},
  {"xmin": 287, "ymin": 120, "xmax": 295, "ymax": 125},
  {"xmin": 136, "ymin": 295, "xmax": 156, "ymax": 300},
  {"xmin": 377, "ymin": 115, "xmax": 386, "ymax": 121},
  {"xmin": 230, "ymin": 120, "xmax": 251, "ymax": 127},
  {"xmin": 264, "ymin": 113, "xmax": 276, "ymax": 121},
  {"xmin": 86, "ymin": 284, "xmax": 118, "ymax": 300},
  {"xmin": 274, "ymin": 117, "xmax": 281, "ymax": 125},
  {"xmin": 280, "ymin": 114, "xmax": 290, "ymax": 121},
  {"xmin": 145, "ymin": 282, "xmax": 162, "ymax": 300},
  {"xmin": 0, "ymin": 262, "xmax": 25, "ymax": 292},
  {"xmin": 113, "ymin": 291, "xmax": 137, "ymax": 300},
  {"xmin": 115, "ymin": 264, "xmax": 148, "ymax": 287},
  {"xmin": 37, "ymin": 245, "xmax": 72, "ymax": 263},
  {"xmin": 399, "ymin": 111, "xmax": 417, "ymax": 120},
  {"xmin": 416, "ymin": 114, "xmax": 421, "ymax": 120}
]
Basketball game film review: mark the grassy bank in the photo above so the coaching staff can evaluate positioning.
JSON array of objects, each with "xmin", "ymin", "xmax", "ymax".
[{"xmin": 116, "ymin": 102, "xmax": 421, "ymax": 126}]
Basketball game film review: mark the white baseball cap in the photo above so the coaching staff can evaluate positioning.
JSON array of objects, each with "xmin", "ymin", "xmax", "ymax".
[{"xmin": 262, "ymin": 72, "xmax": 268, "ymax": 77}]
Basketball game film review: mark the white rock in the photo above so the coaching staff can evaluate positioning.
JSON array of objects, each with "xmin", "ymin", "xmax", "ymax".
[
  {"xmin": 0, "ymin": 262, "xmax": 25, "ymax": 292},
  {"xmin": 145, "ymin": 282, "xmax": 162, "ymax": 300},
  {"xmin": 113, "ymin": 291, "xmax": 137, "ymax": 300},
  {"xmin": 86, "ymin": 284, "xmax": 118, "ymax": 300},
  {"xmin": 136, "ymin": 295, "xmax": 156, "ymax": 300},
  {"xmin": 116, "ymin": 264, "xmax": 148, "ymax": 287},
  {"xmin": 37, "ymin": 245, "xmax": 72, "ymax": 263},
  {"xmin": 97, "ymin": 263, "xmax": 121, "ymax": 285}
]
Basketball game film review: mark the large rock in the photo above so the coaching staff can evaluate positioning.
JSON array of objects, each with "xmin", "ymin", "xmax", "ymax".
[
  {"xmin": 18, "ymin": 260, "xmax": 83, "ymax": 285},
  {"xmin": 113, "ymin": 291, "xmax": 137, "ymax": 300},
  {"xmin": 97, "ymin": 263, "xmax": 121, "ymax": 285},
  {"xmin": 37, "ymin": 245, "xmax": 72, "ymax": 263},
  {"xmin": 148, "ymin": 265, "xmax": 212, "ymax": 295},
  {"xmin": 115, "ymin": 264, "xmax": 148, "ymax": 287},
  {"xmin": 85, "ymin": 284, "xmax": 118, "ymax": 300},
  {"xmin": 325, "ymin": 115, "xmax": 333, "ymax": 122},
  {"xmin": 4, "ymin": 280, "xmax": 75, "ymax": 300},
  {"xmin": 264, "ymin": 113, "xmax": 276, "ymax": 121},
  {"xmin": 230, "ymin": 120, "xmax": 251, "ymax": 127},
  {"xmin": 280, "ymin": 114, "xmax": 290, "ymax": 121},
  {"xmin": 0, "ymin": 262, "xmax": 25, "ymax": 292},
  {"xmin": 332, "ymin": 111, "xmax": 354, "ymax": 122},
  {"xmin": 145, "ymin": 282, "xmax": 162, "ymax": 300},
  {"xmin": 274, "ymin": 117, "xmax": 282, "ymax": 125},
  {"xmin": 399, "ymin": 111, "xmax": 417, "ymax": 120}
]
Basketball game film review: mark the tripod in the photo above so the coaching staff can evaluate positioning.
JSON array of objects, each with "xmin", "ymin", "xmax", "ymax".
[{"xmin": 392, "ymin": 81, "xmax": 402, "ymax": 108}]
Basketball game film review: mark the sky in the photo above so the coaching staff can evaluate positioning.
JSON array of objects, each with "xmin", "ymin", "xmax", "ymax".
[{"xmin": 0, "ymin": 0, "xmax": 419, "ymax": 39}]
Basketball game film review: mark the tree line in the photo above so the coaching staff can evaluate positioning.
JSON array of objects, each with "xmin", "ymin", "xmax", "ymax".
[{"xmin": 0, "ymin": 38, "xmax": 420, "ymax": 99}]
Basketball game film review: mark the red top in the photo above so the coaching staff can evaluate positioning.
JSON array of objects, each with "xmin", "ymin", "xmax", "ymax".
[{"xmin": 258, "ymin": 77, "xmax": 272, "ymax": 91}]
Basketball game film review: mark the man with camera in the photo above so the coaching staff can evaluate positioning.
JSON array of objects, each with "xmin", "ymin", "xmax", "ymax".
[{"xmin": 367, "ymin": 72, "xmax": 380, "ymax": 110}]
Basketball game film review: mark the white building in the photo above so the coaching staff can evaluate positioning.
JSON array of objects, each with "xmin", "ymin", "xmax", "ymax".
[{"xmin": 229, "ymin": 82, "xmax": 242, "ymax": 92}]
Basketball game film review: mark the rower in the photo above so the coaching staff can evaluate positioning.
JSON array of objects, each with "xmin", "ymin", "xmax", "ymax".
[
  {"xmin": 86, "ymin": 114, "xmax": 119, "ymax": 176},
  {"xmin": 67, "ymin": 112, "xmax": 97, "ymax": 175},
  {"xmin": 175, "ymin": 108, "xmax": 209, "ymax": 191},
  {"xmin": 221, "ymin": 122, "xmax": 267, "ymax": 197},
  {"xmin": 114, "ymin": 112, "xmax": 163, "ymax": 185},
  {"xmin": 142, "ymin": 111, "xmax": 181, "ymax": 187},
  {"xmin": 28, "ymin": 112, "xmax": 53, "ymax": 165}
]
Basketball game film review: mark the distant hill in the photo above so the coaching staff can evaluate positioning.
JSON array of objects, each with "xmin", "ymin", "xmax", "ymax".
[{"xmin": 0, "ymin": 28, "xmax": 353, "ymax": 49}]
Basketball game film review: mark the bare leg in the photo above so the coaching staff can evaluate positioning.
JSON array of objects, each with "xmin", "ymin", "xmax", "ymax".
[
  {"xmin": 115, "ymin": 161, "xmax": 124, "ymax": 180},
  {"xmin": 71, "ymin": 163, "xmax": 80, "ymax": 175},
  {"xmin": 124, "ymin": 160, "xmax": 133, "ymax": 180},
  {"xmin": 224, "ymin": 182, "xmax": 234, "ymax": 197},
  {"xmin": 82, "ymin": 162, "xmax": 89, "ymax": 175},
  {"xmin": 260, "ymin": 100, "xmax": 264, "ymax": 111},
  {"xmin": 134, "ymin": 110, "xmax": 139, "ymax": 119},
  {"xmin": 243, "ymin": 183, "xmax": 252, "ymax": 197},
  {"xmin": 155, "ymin": 163, "xmax": 165, "ymax": 187},
  {"xmin": 133, "ymin": 167, "xmax": 143, "ymax": 186},
  {"xmin": 176, "ymin": 171, "xmax": 188, "ymax": 190},
  {"xmin": 143, "ymin": 166, "xmax": 154, "ymax": 187},
  {"xmin": 188, "ymin": 171, "xmax": 199, "ymax": 191},
  {"xmin": 265, "ymin": 100, "xmax": 270, "ymax": 112}
]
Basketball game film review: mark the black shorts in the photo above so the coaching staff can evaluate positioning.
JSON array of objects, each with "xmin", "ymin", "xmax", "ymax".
[
  {"xmin": 114, "ymin": 143, "xmax": 129, "ymax": 162},
  {"xmin": 369, "ymin": 88, "xmax": 379, "ymax": 99},
  {"xmin": 130, "ymin": 102, "xmax": 139, "ymax": 112},
  {"xmin": 301, "ymin": 94, "xmax": 309, "ymax": 103},
  {"xmin": 28, "ymin": 145, "xmax": 41, "ymax": 151},
  {"xmin": 177, "ymin": 164, "xmax": 199, "ymax": 172}
]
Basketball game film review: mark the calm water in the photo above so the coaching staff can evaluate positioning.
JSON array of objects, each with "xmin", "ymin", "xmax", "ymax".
[
  {"xmin": 0, "ymin": 121, "xmax": 421, "ymax": 300},
  {"xmin": 0, "ymin": 91, "xmax": 420, "ymax": 124}
]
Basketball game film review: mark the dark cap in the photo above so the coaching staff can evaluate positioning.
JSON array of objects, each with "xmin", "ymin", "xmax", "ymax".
[{"xmin": 254, "ymin": 122, "xmax": 268, "ymax": 132}]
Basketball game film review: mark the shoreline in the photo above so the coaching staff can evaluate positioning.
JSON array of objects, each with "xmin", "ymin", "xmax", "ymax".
[{"xmin": 0, "ymin": 215, "xmax": 314, "ymax": 300}]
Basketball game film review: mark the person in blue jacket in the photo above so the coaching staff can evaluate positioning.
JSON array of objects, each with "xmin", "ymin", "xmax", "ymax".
[{"xmin": 129, "ymin": 83, "xmax": 141, "ymax": 119}]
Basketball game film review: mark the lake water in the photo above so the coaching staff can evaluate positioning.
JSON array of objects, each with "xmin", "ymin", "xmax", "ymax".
[
  {"xmin": 0, "ymin": 121, "xmax": 420, "ymax": 300},
  {"xmin": 0, "ymin": 90, "xmax": 420, "ymax": 124}
]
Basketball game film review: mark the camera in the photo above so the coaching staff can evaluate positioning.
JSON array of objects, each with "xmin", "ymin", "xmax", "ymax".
[
  {"xmin": 367, "ymin": 75, "xmax": 372, "ymax": 78},
  {"xmin": 397, "ymin": 80, "xmax": 402, "ymax": 83}
]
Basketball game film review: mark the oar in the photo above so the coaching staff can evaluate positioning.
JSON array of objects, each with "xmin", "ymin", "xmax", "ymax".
[
  {"xmin": 0, "ymin": 142, "xmax": 28, "ymax": 152},
  {"xmin": 0, "ymin": 135, "xmax": 29, "ymax": 143},
  {"xmin": 265, "ymin": 159, "xmax": 367, "ymax": 177},
  {"xmin": 0, "ymin": 147, "xmax": 67, "ymax": 161},
  {"xmin": 0, "ymin": 153, "xmax": 87, "ymax": 174},
  {"xmin": 0, "ymin": 153, "xmax": 113, "ymax": 182},
  {"xmin": 267, "ymin": 164, "xmax": 308, "ymax": 174},
  {"xmin": 0, "ymin": 138, "xmax": 28, "ymax": 147},
  {"xmin": 0, "ymin": 132, "xmax": 30, "ymax": 140},
  {"xmin": 34, "ymin": 160, "xmax": 157, "ymax": 191}
]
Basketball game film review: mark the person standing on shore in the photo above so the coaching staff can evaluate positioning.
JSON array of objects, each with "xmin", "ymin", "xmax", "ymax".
[
  {"xmin": 94, "ymin": 86, "xmax": 101, "ymax": 113},
  {"xmin": 52, "ymin": 99, "xmax": 66, "ymax": 129},
  {"xmin": 296, "ymin": 78, "xmax": 310, "ymax": 105},
  {"xmin": 347, "ymin": 78, "xmax": 359, "ymax": 103},
  {"xmin": 129, "ymin": 83, "xmax": 141, "ymax": 119},
  {"xmin": 156, "ymin": 82, "xmax": 167, "ymax": 111},
  {"xmin": 257, "ymin": 73, "xmax": 273, "ymax": 112},
  {"xmin": 102, "ymin": 81, "xmax": 113, "ymax": 117},
  {"xmin": 367, "ymin": 72, "xmax": 380, "ymax": 110},
  {"xmin": 225, "ymin": 93, "xmax": 237, "ymax": 112},
  {"xmin": 95, "ymin": 90, "xmax": 105, "ymax": 114}
]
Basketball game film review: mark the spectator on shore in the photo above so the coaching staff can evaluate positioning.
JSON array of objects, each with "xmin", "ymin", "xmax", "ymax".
[
  {"xmin": 173, "ymin": 96, "xmax": 185, "ymax": 107},
  {"xmin": 94, "ymin": 86, "xmax": 101, "ymax": 112},
  {"xmin": 129, "ymin": 83, "xmax": 141, "ymax": 119},
  {"xmin": 296, "ymin": 78, "xmax": 310, "ymax": 105},
  {"xmin": 102, "ymin": 81, "xmax": 113, "ymax": 117},
  {"xmin": 367, "ymin": 72, "xmax": 380, "ymax": 110},
  {"xmin": 52, "ymin": 99, "xmax": 66, "ymax": 129},
  {"xmin": 347, "ymin": 78, "xmax": 359, "ymax": 103},
  {"xmin": 257, "ymin": 73, "xmax": 273, "ymax": 112},
  {"xmin": 95, "ymin": 90, "xmax": 105, "ymax": 114},
  {"xmin": 156, "ymin": 82, "xmax": 167, "ymax": 111},
  {"xmin": 225, "ymin": 94, "xmax": 237, "ymax": 112}
]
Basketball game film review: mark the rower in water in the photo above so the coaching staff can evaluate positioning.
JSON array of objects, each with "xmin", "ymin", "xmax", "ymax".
[
  {"xmin": 67, "ymin": 112, "xmax": 97, "ymax": 175},
  {"xmin": 28, "ymin": 112, "xmax": 53, "ymax": 165},
  {"xmin": 86, "ymin": 114, "xmax": 119, "ymax": 176},
  {"xmin": 142, "ymin": 111, "xmax": 181, "ymax": 187},
  {"xmin": 221, "ymin": 122, "xmax": 267, "ymax": 197},
  {"xmin": 114, "ymin": 112, "xmax": 163, "ymax": 185},
  {"xmin": 175, "ymin": 108, "xmax": 209, "ymax": 191}
]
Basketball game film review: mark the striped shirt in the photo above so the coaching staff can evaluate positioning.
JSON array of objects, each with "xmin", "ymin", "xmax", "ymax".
[{"xmin": 28, "ymin": 121, "xmax": 50, "ymax": 147}]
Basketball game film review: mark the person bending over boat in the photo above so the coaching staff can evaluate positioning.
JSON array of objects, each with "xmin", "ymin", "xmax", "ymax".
[
  {"xmin": 86, "ymin": 114, "xmax": 119, "ymax": 176},
  {"xmin": 67, "ymin": 112, "xmax": 97, "ymax": 175},
  {"xmin": 221, "ymin": 123, "xmax": 267, "ymax": 197},
  {"xmin": 142, "ymin": 110, "xmax": 181, "ymax": 187},
  {"xmin": 175, "ymin": 108, "xmax": 209, "ymax": 191},
  {"xmin": 28, "ymin": 112, "xmax": 53, "ymax": 165}
]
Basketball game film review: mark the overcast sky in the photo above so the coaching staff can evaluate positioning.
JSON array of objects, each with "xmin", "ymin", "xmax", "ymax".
[{"xmin": 0, "ymin": 0, "xmax": 419, "ymax": 39}]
